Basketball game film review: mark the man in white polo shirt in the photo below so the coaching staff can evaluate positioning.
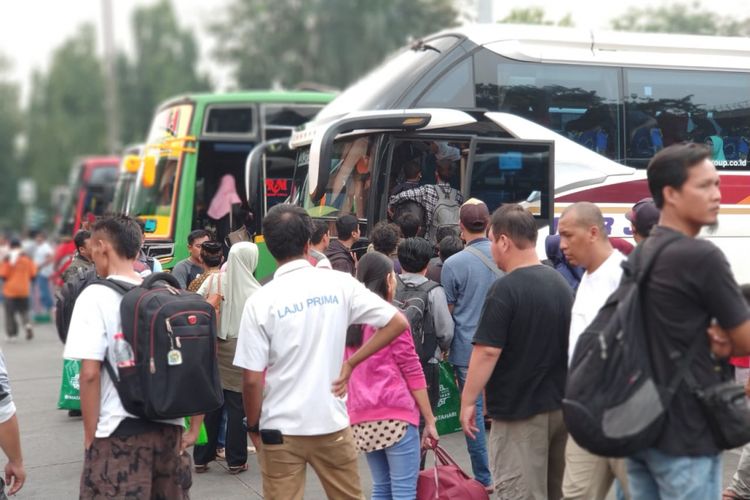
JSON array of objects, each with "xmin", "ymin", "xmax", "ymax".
[
  {"xmin": 558, "ymin": 202, "xmax": 630, "ymax": 500},
  {"xmin": 234, "ymin": 204, "xmax": 408, "ymax": 500}
]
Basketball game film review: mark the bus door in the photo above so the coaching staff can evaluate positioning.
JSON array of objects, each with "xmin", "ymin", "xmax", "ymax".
[
  {"xmin": 464, "ymin": 137, "xmax": 555, "ymax": 227},
  {"xmin": 304, "ymin": 130, "xmax": 554, "ymax": 240},
  {"xmin": 245, "ymin": 138, "xmax": 299, "ymax": 233}
]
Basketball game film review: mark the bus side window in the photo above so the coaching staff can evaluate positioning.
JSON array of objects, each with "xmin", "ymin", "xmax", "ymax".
[
  {"xmin": 473, "ymin": 49, "xmax": 621, "ymax": 161},
  {"xmin": 625, "ymin": 68, "xmax": 750, "ymax": 169}
]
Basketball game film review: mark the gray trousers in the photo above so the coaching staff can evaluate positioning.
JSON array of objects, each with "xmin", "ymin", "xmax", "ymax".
[{"xmin": 489, "ymin": 409, "xmax": 567, "ymax": 500}]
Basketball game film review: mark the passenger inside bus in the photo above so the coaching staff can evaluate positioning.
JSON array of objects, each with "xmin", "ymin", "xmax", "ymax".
[{"xmin": 327, "ymin": 137, "xmax": 371, "ymax": 217}]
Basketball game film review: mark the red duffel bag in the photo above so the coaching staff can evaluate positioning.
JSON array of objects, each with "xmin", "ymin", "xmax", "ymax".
[{"xmin": 417, "ymin": 444, "xmax": 489, "ymax": 499}]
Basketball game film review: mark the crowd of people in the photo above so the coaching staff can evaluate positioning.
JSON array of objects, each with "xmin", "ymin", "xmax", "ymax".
[{"xmin": 0, "ymin": 141, "xmax": 748, "ymax": 499}]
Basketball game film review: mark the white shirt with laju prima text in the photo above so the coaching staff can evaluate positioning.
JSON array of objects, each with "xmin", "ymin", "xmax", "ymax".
[
  {"xmin": 233, "ymin": 259, "xmax": 398, "ymax": 436},
  {"xmin": 568, "ymin": 250, "xmax": 625, "ymax": 362}
]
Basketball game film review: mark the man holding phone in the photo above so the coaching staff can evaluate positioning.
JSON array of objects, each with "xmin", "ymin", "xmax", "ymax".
[{"xmin": 234, "ymin": 204, "xmax": 408, "ymax": 500}]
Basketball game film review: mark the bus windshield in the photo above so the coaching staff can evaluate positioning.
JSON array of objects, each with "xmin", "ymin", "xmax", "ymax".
[
  {"xmin": 131, "ymin": 104, "xmax": 194, "ymax": 238},
  {"xmin": 316, "ymin": 36, "xmax": 460, "ymax": 121},
  {"xmin": 303, "ymin": 136, "xmax": 372, "ymax": 220}
]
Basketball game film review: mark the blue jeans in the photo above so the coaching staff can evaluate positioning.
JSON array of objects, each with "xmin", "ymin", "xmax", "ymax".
[
  {"xmin": 35, "ymin": 276, "xmax": 52, "ymax": 311},
  {"xmin": 626, "ymin": 448, "xmax": 720, "ymax": 500},
  {"xmin": 366, "ymin": 424, "xmax": 420, "ymax": 500},
  {"xmin": 454, "ymin": 365, "xmax": 492, "ymax": 487},
  {"xmin": 218, "ymin": 408, "xmax": 227, "ymax": 449}
]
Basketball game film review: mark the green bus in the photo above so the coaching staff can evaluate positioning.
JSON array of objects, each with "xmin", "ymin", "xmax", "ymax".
[{"xmin": 127, "ymin": 91, "xmax": 335, "ymax": 273}]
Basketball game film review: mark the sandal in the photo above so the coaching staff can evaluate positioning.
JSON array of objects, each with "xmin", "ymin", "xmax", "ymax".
[
  {"xmin": 194, "ymin": 464, "xmax": 209, "ymax": 473},
  {"xmin": 227, "ymin": 463, "xmax": 248, "ymax": 474}
]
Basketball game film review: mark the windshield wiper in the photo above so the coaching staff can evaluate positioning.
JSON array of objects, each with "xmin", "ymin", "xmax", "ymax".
[{"xmin": 410, "ymin": 39, "xmax": 441, "ymax": 54}]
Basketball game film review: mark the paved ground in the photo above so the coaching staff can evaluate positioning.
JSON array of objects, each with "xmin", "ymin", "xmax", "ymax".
[{"xmin": 1, "ymin": 315, "xmax": 743, "ymax": 498}]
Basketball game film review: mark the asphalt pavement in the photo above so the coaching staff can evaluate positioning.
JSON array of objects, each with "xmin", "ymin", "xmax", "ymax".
[{"xmin": 1, "ymin": 314, "xmax": 742, "ymax": 499}]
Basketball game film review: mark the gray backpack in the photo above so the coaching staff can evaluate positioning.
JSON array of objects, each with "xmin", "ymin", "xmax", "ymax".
[{"xmin": 429, "ymin": 186, "xmax": 460, "ymax": 242}]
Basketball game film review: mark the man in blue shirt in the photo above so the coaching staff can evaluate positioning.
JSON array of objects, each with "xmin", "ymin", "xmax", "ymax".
[{"xmin": 441, "ymin": 199, "xmax": 503, "ymax": 490}]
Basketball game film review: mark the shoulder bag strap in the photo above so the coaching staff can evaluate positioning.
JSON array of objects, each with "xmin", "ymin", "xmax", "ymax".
[
  {"xmin": 635, "ymin": 232, "xmax": 701, "ymax": 398},
  {"xmin": 465, "ymin": 245, "xmax": 503, "ymax": 277},
  {"xmin": 96, "ymin": 278, "xmax": 136, "ymax": 386},
  {"xmin": 667, "ymin": 331, "xmax": 706, "ymax": 394}
]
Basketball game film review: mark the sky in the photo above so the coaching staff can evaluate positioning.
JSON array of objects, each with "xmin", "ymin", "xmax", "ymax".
[{"xmin": 0, "ymin": 0, "xmax": 746, "ymax": 104}]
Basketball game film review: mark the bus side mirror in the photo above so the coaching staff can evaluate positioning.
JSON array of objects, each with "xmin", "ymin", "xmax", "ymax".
[
  {"xmin": 124, "ymin": 155, "xmax": 141, "ymax": 174},
  {"xmin": 142, "ymin": 156, "xmax": 157, "ymax": 188}
]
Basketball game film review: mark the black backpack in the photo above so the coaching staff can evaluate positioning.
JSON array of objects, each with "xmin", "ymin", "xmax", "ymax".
[
  {"xmin": 55, "ymin": 266, "xmax": 99, "ymax": 343},
  {"xmin": 563, "ymin": 234, "xmax": 692, "ymax": 457},
  {"xmin": 395, "ymin": 276, "xmax": 440, "ymax": 364},
  {"xmin": 99, "ymin": 272, "xmax": 224, "ymax": 420}
]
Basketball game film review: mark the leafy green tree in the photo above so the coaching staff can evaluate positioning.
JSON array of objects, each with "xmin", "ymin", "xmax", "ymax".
[
  {"xmin": 23, "ymin": 24, "xmax": 108, "ymax": 215},
  {"xmin": 611, "ymin": 2, "xmax": 726, "ymax": 35},
  {"xmin": 118, "ymin": 0, "xmax": 210, "ymax": 145},
  {"xmin": 499, "ymin": 7, "xmax": 574, "ymax": 27},
  {"xmin": 210, "ymin": 0, "xmax": 458, "ymax": 89},
  {"xmin": 0, "ymin": 55, "xmax": 23, "ymax": 229},
  {"xmin": 611, "ymin": 2, "xmax": 750, "ymax": 36}
]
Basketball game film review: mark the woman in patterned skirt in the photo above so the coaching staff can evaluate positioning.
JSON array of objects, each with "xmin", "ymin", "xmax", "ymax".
[{"xmin": 345, "ymin": 251, "xmax": 439, "ymax": 500}]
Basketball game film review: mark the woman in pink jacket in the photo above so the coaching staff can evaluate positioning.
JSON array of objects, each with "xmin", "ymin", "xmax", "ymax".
[{"xmin": 345, "ymin": 251, "xmax": 439, "ymax": 500}]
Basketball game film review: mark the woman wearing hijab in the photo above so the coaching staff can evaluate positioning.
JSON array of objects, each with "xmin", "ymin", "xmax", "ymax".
[{"xmin": 193, "ymin": 242, "xmax": 261, "ymax": 474}]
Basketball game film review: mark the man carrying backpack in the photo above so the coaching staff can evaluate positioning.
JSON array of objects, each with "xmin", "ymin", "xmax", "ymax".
[
  {"xmin": 557, "ymin": 202, "xmax": 629, "ymax": 500},
  {"xmin": 61, "ymin": 230, "xmax": 94, "ymax": 284},
  {"xmin": 63, "ymin": 216, "xmax": 199, "ymax": 499},
  {"xmin": 389, "ymin": 160, "xmax": 463, "ymax": 243},
  {"xmin": 441, "ymin": 198, "xmax": 501, "ymax": 491},
  {"xmin": 460, "ymin": 204, "xmax": 573, "ymax": 499},
  {"xmin": 396, "ymin": 237, "xmax": 454, "ymax": 411},
  {"xmin": 621, "ymin": 143, "xmax": 750, "ymax": 498}
]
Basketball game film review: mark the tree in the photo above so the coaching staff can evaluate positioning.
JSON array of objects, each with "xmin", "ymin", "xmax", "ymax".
[
  {"xmin": 23, "ymin": 24, "xmax": 108, "ymax": 215},
  {"xmin": 210, "ymin": 0, "xmax": 458, "ymax": 90},
  {"xmin": 499, "ymin": 7, "xmax": 574, "ymax": 27},
  {"xmin": 611, "ymin": 2, "xmax": 735, "ymax": 35},
  {"xmin": 0, "ymin": 54, "xmax": 23, "ymax": 229},
  {"xmin": 118, "ymin": 0, "xmax": 210, "ymax": 145}
]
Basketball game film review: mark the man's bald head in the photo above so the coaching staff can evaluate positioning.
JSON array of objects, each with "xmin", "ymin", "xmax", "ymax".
[{"xmin": 561, "ymin": 202, "xmax": 607, "ymax": 241}]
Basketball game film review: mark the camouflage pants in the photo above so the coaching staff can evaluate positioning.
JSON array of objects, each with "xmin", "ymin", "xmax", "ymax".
[{"xmin": 80, "ymin": 425, "xmax": 192, "ymax": 500}]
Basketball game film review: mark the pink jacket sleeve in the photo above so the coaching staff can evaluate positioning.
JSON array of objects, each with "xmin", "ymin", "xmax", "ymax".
[{"xmin": 391, "ymin": 327, "xmax": 427, "ymax": 391}]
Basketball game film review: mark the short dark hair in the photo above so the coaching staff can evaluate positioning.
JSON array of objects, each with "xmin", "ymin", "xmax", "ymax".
[
  {"xmin": 188, "ymin": 229, "xmax": 211, "ymax": 245},
  {"xmin": 436, "ymin": 160, "xmax": 454, "ymax": 181},
  {"xmin": 200, "ymin": 241, "xmax": 224, "ymax": 268},
  {"xmin": 439, "ymin": 235, "xmax": 464, "ymax": 262},
  {"xmin": 73, "ymin": 230, "xmax": 91, "ymax": 251},
  {"xmin": 262, "ymin": 204, "xmax": 312, "ymax": 261},
  {"xmin": 647, "ymin": 143, "xmax": 712, "ymax": 209},
  {"xmin": 335, "ymin": 214, "xmax": 359, "ymax": 241},
  {"xmin": 396, "ymin": 212, "xmax": 421, "ymax": 238},
  {"xmin": 398, "ymin": 237, "xmax": 433, "ymax": 273},
  {"xmin": 371, "ymin": 222, "xmax": 400, "ymax": 255},
  {"xmin": 91, "ymin": 215, "xmax": 142, "ymax": 260},
  {"xmin": 311, "ymin": 220, "xmax": 329, "ymax": 245},
  {"xmin": 348, "ymin": 252, "xmax": 394, "ymax": 348},
  {"xmin": 490, "ymin": 204, "xmax": 537, "ymax": 249},
  {"xmin": 435, "ymin": 225, "xmax": 459, "ymax": 243},
  {"xmin": 403, "ymin": 160, "xmax": 421, "ymax": 180}
]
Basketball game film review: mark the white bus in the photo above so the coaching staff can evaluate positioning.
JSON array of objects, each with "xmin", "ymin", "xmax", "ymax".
[{"xmin": 255, "ymin": 25, "xmax": 750, "ymax": 281}]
